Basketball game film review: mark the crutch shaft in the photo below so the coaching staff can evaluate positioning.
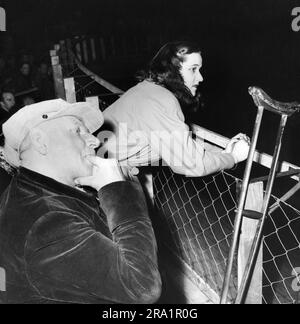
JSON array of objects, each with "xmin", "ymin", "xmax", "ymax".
[
  {"xmin": 235, "ymin": 114, "xmax": 288, "ymax": 304},
  {"xmin": 220, "ymin": 105, "xmax": 264, "ymax": 304}
]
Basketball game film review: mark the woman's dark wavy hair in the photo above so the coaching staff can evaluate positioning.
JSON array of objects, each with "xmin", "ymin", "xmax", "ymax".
[{"xmin": 136, "ymin": 41, "xmax": 202, "ymax": 113}]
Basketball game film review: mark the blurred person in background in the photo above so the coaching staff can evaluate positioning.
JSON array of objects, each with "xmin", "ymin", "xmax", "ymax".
[{"xmin": 0, "ymin": 91, "xmax": 16, "ymax": 126}]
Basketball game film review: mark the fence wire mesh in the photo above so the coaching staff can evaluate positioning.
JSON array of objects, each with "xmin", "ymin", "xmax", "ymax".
[
  {"xmin": 153, "ymin": 167, "xmax": 300, "ymax": 304},
  {"xmin": 263, "ymin": 195, "xmax": 300, "ymax": 304}
]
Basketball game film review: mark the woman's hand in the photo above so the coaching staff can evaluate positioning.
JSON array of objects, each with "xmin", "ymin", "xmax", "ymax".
[
  {"xmin": 225, "ymin": 133, "xmax": 250, "ymax": 154},
  {"xmin": 231, "ymin": 139, "xmax": 250, "ymax": 163}
]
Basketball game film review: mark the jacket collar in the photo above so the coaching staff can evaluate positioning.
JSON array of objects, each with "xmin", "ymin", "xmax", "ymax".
[{"xmin": 16, "ymin": 167, "xmax": 97, "ymax": 204}]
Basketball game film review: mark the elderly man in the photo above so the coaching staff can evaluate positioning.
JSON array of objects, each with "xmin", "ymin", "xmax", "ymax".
[{"xmin": 0, "ymin": 99, "xmax": 161, "ymax": 304}]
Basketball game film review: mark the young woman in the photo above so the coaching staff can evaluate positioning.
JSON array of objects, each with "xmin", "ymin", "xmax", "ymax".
[{"xmin": 100, "ymin": 41, "xmax": 249, "ymax": 177}]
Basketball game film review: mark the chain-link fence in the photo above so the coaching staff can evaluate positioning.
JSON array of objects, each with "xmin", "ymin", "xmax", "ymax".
[
  {"xmin": 153, "ymin": 166, "xmax": 300, "ymax": 304},
  {"xmin": 263, "ymin": 194, "xmax": 300, "ymax": 304}
]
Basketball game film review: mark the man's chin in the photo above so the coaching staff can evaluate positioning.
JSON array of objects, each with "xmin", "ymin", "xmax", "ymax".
[
  {"xmin": 79, "ymin": 165, "xmax": 94, "ymax": 179},
  {"xmin": 86, "ymin": 166, "xmax": 94, "ymax": 177}
]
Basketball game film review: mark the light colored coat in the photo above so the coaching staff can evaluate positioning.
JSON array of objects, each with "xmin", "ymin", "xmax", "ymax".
[{"xmin": 101, "ymin": 80, "xmax": 235, "ymax": 177}]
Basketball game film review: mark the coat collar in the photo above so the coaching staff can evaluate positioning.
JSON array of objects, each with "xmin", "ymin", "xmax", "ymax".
[{"xmin": 16, "ymin": 167, "xmax": 97, "ymax": 204}]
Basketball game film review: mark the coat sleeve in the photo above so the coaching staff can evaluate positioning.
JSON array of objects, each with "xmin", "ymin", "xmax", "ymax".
[
  {"xmin": 24, "ymin": 181, "xmax": 161, "ymax": 304},
  {"xmin": 136, "ymin": 97, "xmax": 235, "ymax": 177}
]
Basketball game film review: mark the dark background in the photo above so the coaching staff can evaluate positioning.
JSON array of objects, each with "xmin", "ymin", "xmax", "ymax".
[{"xmin": 1, "ymin": 0, "xmax": 300, "ymax": 163}]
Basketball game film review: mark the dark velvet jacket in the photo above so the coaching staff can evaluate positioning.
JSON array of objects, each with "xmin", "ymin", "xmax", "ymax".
[{"xmin": 0, "ymin": 168, "xmax": 161, "ymax": 304}]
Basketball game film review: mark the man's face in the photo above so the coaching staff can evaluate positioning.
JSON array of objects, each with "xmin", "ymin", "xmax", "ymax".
[
  {"xmin": 20, "ymin": 63, "xmax": 30, "ymax": 76},
  {"xmin": 1, "ymin": 92, "xmax": 15, "ymax": 111},
  {"xmin": 43, "ymin": 116, "xmax": 100, "ymax": 186}
]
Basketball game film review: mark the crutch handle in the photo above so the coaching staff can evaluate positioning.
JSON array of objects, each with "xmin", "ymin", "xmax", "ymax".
[{"xmin": 249, "ymin": 86, "xmax": 300, "ymax": 116}]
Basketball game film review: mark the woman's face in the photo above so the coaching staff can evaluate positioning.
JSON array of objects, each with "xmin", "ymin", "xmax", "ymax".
[{"xmin": 180, "ymin": 52, "xmax": 203, "ymax": 96}]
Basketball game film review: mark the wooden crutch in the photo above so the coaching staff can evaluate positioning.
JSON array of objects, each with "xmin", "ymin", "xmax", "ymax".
[{"xmin": 220, "ymin": 86, "xmax": 300, "ymax": 304}]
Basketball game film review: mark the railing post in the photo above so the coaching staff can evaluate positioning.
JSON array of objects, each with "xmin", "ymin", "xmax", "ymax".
[
  {"xmin": 85, "ymin": 96, "xmax": 99, "ymax": 111},
  {"xmin": 110, "ymin": 36, "xmax": 116, "ymax": 56},
  {"xmin": 82, "ymin": 38, "xmax": 89, "ymax": 64},
  {"xmin": 90, "ymin": 37, "xmax": 96, "ymax": 61},
  {"xmin": 0, "ymin": 267, "xmax": 6, "ymax": 292},
  {"xmin": 59, "ymin": 40, "xmax": 68, "ymax": 75},
  {"xmin": 238, "ymin": 181, "xmax": 263, "ymax": 304},
  {"xmin": 75, "ymin": 38, "xmax": 82, "ymax": 62},
  {"xmin": 64, "ymin": 77, "xmax": 76, "ymax": 103},
  {"xmin": 99, "ymin": 37, "xmax": 106, "ymax": 61},
  {"xmin": 66, "ymin": 38, "xmax": 75, "ymax": 71},
  {"xmin": 50, "ymin": 46, "xmax": 66, "ymax": 100}
]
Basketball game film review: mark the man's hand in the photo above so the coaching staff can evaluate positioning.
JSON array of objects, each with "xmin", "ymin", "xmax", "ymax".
[
  {"xmin": 119, "ymin": 165, "xmax": 140, "ymax": 181},
  {"xmin": 75, "ymin": 156, "xmax": 125, "ymax": 191},
  {"xmin": 119, "ymin": 159, "xmax": 140, "ymax": 181}
]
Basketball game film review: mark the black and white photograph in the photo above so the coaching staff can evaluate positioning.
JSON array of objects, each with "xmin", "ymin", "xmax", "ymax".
[{"xmin": 0, "ymin": 0, "xmax": 300, "ymax": 307}]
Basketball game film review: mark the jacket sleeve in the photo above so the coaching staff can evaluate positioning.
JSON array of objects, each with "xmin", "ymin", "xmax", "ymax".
[
  {"xmin": 203, "ymin": 141, "xmax": 224, "ymax": 153},
  {"xmin": 24, "ymin": 181, "xmax": 161, "ymax": 304},
  {"xmin": 136, "ymin": 97, "xmax": 235, "ymax": 177}
]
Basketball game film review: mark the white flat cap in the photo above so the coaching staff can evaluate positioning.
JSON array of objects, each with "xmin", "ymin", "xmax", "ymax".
[{"xmin": 2, "ymin": 99, "xmax": 104, "ymax": 167}]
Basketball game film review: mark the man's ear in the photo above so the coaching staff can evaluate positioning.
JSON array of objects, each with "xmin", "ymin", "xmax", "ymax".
[{"xmin": 29, "ymin": 128, "xmax": 48, "ymax": 155}]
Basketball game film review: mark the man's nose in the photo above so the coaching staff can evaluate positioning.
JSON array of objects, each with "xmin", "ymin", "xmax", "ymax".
[{"xmin": 86, "ymin": 134, "xmax": 100, "ymax": 149}]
